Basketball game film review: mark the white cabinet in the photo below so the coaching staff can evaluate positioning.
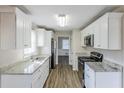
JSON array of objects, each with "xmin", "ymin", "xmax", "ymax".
[
  {"xmin": 36, "ymin": 29, "xmax": 53, "ymax": 48},
  {"xmin": 41, "ymin": 31, "xmax": 53, "ymax": 55},
  {"xmin": 16, "ymin": 8, "xmax": 24, "ymax": 49},
  {"xmin": 16, "ymin": 8, "xmax": 31, "ymax": 48},
  {"xmin": 84, "ymin": 64, "xmax": 95, "ymax": 88},
  {"xmin": 108, "ymin": 13, "xmax": 122, "ymax": 50},
  {"xmin": 36, "ymin": 29, "xmax": 45, "ymax": 47},
  {"xmin": 99, "ymin": 14, "xmax": 108, "ymax": 49},
  {"xmin": 44, "ymin": 31, "xmax": 53, "ymax": 47},
  {"xmin": 32, "ymin": 58, "xmax": 49, "ymax": 88},
  {"xmin": 36, "ymin": 29, "xmax": 53, "ymax": 55},
  {"xmin": 0, "ymin": 13, "xmax": 16, "ymax": 49},
  {"xmin": 1, "ymin": 58, "xmax": 49, "ymax": 88},
  {"xmin": 0, "ymin": 7, "xmax": 31, "ymax": 49},
  {"xmin": 23, "ymin": 14, "xmax": 31, "ymax": 48},
  {"xmin": 31, "ymin": 60, "xmax": 48, "ymax": 88},
  {"xmin": 84, "ymin": 63, "xmax": 122, "ymax": 88},
  {"xmin": 93, "ymin": 13, "xmax": 123, "ymax": 50},
  {"xmin": 81, "ymin": 12, "xmax": 123, "ymax": 50},
  {"xmin": 93, "ymin": 20, "xmax": 101, "ymax": 48},
  {"xmin": 1, "ymin": 75, "xmax": 32, "ymax": 88}
]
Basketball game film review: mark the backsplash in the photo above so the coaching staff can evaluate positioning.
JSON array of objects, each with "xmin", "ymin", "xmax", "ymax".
[
  {"xmin": 0, "ymin": 49, "xmax": 24, "ymax": 67},
  {"xmin": 84, "ymin": 47, "xmax": 123, "ymax": 66}
]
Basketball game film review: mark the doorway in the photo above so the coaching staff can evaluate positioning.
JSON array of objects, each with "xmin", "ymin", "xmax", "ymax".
[{"xmin": 57, "ymin": 36, "xmax": 70, "ymax": 65}]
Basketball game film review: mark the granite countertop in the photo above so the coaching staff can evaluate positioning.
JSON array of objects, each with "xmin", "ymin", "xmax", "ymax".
[
  {"xmin": 85, "ymin": 60, "xmax": 122, "ymax": 72},
  {"xmin": 0, "ymin": 55, "xmax": 50, "ymax": 75}
]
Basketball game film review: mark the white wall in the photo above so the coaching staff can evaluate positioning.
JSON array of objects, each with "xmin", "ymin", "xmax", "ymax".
[
  {"xmin": 0, "ymin": 49, "xmax": 23, "ymax": 68},
  {"xmin": 71, "ymin": 29, "xmax": 88, "ymax": 70},
  {"xmin": 71, "ymin": 29, "xmax": 87, "ymax": 53}
]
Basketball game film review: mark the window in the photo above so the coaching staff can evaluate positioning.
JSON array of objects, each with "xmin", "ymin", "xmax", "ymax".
[
  {"xmin": 62, "ymin": 39, "xmax": 69, "ymax": 49},
  {"xmin": 24, "ymin": 30, "xmax": 37, "ymax": 58}
]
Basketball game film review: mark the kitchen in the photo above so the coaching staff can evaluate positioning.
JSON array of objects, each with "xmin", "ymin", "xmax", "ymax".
[{"xmin": 0, "ymin": 5, "xmax": 124, "ymax": 88}]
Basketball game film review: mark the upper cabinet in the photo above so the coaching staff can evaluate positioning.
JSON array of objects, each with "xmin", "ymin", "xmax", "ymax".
[
  {"xmin": 81, "ymin": 12, "xmax": 123, "ymax": 50},
  {"xmin": 107, "ymin": 13, "xmax": 122, "ymax": 50},
  {"xmin": 0, "ymin": 6, "xmax": 31, "ymax": 49},
  {"xmin": 0, "ymin": 13, "xmax": 16, "ymax": 49},
  {"xmin": 44, "ymin": 31, "xmax": 53, "ymax": 47},
  {"xmin": 36, "ymin": 29, "xmax": 45, "ymax": 47},
  {"xmin": 23, "ymin": 14, "xmax": 31, "ymax": 48},
  {"xmin": 36, "ymin": 29, "xmax": 54, "ymax": 48}
]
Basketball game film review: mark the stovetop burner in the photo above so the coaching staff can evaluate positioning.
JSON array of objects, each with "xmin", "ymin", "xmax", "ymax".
[
  {"xmin": 78, "ymin": 56, "xmax": 97, "ymax": 62},
  {"xmin": 78, "ymin": 52, "xmax": 103, "ymax": 63}
]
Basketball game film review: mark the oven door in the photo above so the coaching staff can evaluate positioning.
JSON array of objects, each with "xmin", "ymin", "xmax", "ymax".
[{"xmin": 78, "ymin": 60, "xmax": 84, "ymax": 86}]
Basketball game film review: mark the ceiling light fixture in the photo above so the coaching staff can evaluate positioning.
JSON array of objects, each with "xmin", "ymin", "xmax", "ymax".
[{"xmin": 56, "ymin": 14, "xmax": 67, "ymax": 27}]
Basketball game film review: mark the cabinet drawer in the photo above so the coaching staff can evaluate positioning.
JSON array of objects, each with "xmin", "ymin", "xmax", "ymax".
[
  {"xmin": 32, "ymin": 73, "xmax": 42, "ymax": 88},
  {"xmin": 84, "ymin": 64, "xmax": 95, "ymax": 88},
  {"xmin": 32, "ymin": 66, "xmax": 42, "ymax": 80}
]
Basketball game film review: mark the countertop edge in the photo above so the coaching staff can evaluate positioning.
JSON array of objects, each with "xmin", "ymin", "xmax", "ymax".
[{"xmin": 0, "ymin": 55, "xmax": 50, "ymax": 75}]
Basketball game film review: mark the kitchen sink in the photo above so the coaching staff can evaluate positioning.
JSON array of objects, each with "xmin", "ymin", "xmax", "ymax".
[{"xmin": 35, "ymin": 57, "xmax": 46, "ymax": 60}]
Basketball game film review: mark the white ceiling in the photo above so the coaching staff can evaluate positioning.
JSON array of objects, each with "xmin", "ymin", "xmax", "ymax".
[{"xmin": 24, "ymin": 5, "xmax": 117, "ymax": 31}]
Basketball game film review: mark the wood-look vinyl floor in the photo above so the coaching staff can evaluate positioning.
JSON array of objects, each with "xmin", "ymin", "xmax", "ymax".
[
  {"xmin": 58, "ymin": 56, "xmax": 69, "ymax": 65},
  {"xmin": 44, "ymin": 64, "xmax": 82, "ymax": 88}
]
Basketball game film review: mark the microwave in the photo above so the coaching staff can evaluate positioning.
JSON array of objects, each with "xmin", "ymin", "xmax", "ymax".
[{"xmin": 84, "ymin": 34, "xmax": 94, "ymax": 47}]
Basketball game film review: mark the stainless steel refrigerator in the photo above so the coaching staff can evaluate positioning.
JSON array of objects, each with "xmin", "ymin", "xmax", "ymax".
[{"xmin": 51, "ymin": 38, "xmax": 56, "ymax": 69}]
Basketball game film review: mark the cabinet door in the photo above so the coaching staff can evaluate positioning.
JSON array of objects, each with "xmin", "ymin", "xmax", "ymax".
[
  {"xmin": 45, "ymin": 31, "xmax": 53, "ymax": 46},
  {"xmin": 88, "ymin": 67, "xmax": 95, "ymax": 88},
  {"xmin": 16, "ymin": 8, "xmax": 24, "ymax": 48},
  {"xmin": 84, "ymin": 64, "xmax": 95, "ymax": 88},
  {"xmin": 36, "ymin": 29, "xmax": 45, "ymax": 47},
  {"xmin": 94, "ymin": 20, "xmax": 101, "ymax": 48},
  {"xmin": 42, "ymin": 31, "xmax": 53, "ymax": 55},
  {"xmin": 0, "ymin": 13, "xmax": 16, "ymax": 49},
  {"xmin": 1, "ymin": 75, "xmax": 31, "ymax": 88},
  {"xmin": 40, "ymin": 59, "xmax": 49, "ymax": 87},
  {"xmin": 23, "ymin": 15, "xmax": 31, "ymax": 48},
  {"xmin": 99, "ymin": 14, "xmax": 108, "ymax": 49},
  {"xmin": 32, "ymin": 75, "xmax": 43, "ymax": 88},
  {"xmin": 108, "ymin": 13, "xmax": 122, "ymax": 50}
]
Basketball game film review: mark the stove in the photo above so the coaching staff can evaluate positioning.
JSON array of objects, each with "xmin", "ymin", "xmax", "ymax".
[
  {"xmin": 78, "ymin": 52, "xmax": 103, "ymax": 63},
  {"xmin": 78, "ymin": 57, "xmax": 96, "ymax": 62},
  {"xmin": 78, "ymin": 52, "xmax": 103, "ymax": 87}
]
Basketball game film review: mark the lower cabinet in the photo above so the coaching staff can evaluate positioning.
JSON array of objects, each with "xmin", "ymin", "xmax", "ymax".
[
  {"xmin": 84, "ymin": 64, "xmax": 95, "ymax": 88},
  {"xmin": 84, "ymin": 63, "xmax": 122, "ymax": 88},
  {"xmin": 1, "ymin": 58, "xmax": 49, "ymax": 88}
]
